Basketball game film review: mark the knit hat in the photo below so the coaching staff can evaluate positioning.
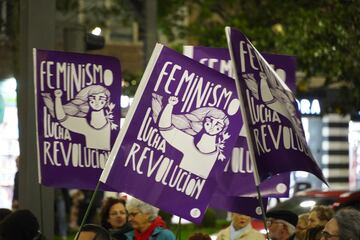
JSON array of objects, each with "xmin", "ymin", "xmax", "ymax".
[
  {"xmin": 0, "ymin": 209, "xmax": 40, "ymax": 240},
  {"xmin": 266, "ymin": 209, "xmax": 298, "ymax": 227}
]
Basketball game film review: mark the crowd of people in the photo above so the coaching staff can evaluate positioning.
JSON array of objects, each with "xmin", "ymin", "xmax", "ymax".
[
  {"xmin": 0, "ymin": 194, "xmax": 360, "ymax": 240},
  {"xmin": 215, "ymin": 206, "xmax": 360, "ymax": 240}
]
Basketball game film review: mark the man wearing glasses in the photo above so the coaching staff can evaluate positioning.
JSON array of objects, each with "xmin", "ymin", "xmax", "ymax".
[{"xmin": 266, "ymin": 210, "xmax": 298, "ymax": 240}]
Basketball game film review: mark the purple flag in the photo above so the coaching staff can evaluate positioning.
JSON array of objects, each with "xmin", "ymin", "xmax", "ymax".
[
  {"xmin": 183, "ymin": 46, "xmax": 296, "ymax": 91},
  {"xmin": 209, "ymin": 193, "xmax": 267, "ymax": 219},
  {"xmin": 100, "ymin": 43, "xmax": 242, "ymax": 223},
  {"xmin": 225, "ymin": 27, "xmax": 326, "ymax": 184},
  {"xmin": 33, "ymin": 49, "xmax": 121, "ymax": 189},
  {"xmin": 184, "ymin": 46, "xmax": 292, "ymax": 197}
]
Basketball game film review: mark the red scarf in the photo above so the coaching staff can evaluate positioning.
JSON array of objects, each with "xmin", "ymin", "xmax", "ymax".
[{"xmin": 134, "ymin": 216, "xmax": 167, "ymax": 240}]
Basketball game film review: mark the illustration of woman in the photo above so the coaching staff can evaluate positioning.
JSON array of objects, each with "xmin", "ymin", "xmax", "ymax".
[
  {"xmin": 258, "ymin": 71, "xmax": 306, "ymax": 145},
  {"xmin": 244, "ymin": 69, "xmax": 306, "ymax": 147},
  {"xmin": 154, "ymin": 95, "xmax": 230, "ymax": 179},
  {"xmin": 42, "ymin": 85, "xmax": 117, "ymax": 150}
]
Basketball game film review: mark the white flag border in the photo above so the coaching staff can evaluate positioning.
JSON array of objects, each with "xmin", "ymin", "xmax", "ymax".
[
  {"xmin": 183, "ymin": 45, "xmax": 194, "ymax": 58},
  {"xmin": 225, "ymin": 26, "xmax": 263, "ymax": 186},
  {"xmin": 100, "ymin": 43, "xmax": 164, "ymax": 182},
  {"xmin": 33, "ymin": 48, "xmax": 42, "ymax": 184}
]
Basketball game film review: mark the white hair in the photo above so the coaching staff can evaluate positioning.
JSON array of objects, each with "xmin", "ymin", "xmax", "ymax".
[{"xmin": 126, "ymin": 198, "xmax": 159, "ymax": 221}]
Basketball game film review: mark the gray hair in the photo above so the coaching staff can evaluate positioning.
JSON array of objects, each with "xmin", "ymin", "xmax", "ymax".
[
  {"xmin": 334, "ymin": 208, "xmax": 360, "ymax": 240},
  {"xmin": 126, "ymin": 198, "xmax": 159, "ymax": 221}
]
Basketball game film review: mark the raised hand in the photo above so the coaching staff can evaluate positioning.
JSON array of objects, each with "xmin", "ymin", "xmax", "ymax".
[
  {"xmin": 54, "ymin": 89, "xmax": 63, "ymax": 97},
  {"xmin": 168, "ymin": 96, "xmax": 178, "ymax": 105}
]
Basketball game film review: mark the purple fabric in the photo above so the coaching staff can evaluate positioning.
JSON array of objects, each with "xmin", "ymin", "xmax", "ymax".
[
  {"xmin": 100, "ymin": 44, "xmax": 242, "ymax": 223},
  {"xmin": 209, "ymin": 193, "xmax": 267, "ymax": 219},
  {"xmin": 34, "ymin": 49, "xmax": 121, "ymax": 190},
  {"xmin": 225, "ymin": 27, "xmax": 326, "ymax": 184},
  {"xmin": 184, "ymin": 46, "xmax": 296, "ymax": 92},
  {"xmin": 185, "ymin": 46, "xmax": 292, "ymax": 197}
]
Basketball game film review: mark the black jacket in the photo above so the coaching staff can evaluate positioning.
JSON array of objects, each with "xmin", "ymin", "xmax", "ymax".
[{"xmin": 110, "ymin": 223, "xmax": 133, "ymax": 240}]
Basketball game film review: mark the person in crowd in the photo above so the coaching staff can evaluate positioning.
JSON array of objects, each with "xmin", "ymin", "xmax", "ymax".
[
  {"xmin": 69, "ymin": 189, "xmax": 84, "ymax": 230},
  {"xmin": 308, "ymin": 205, "xmax": 334, "ymax": 229},
  {"xmin": 100, "ymin": 197, "xmax": 132, "ymax": 240},
  {"xmin": 321, "ymin": 208, "xmax": 360, "ymax": 240},
  {"xmin": 12, "ymin": 156, "xmax": 19, "ymax": 209},
  {"xmin": 305, "ymin": 225, "xmax": 323, "ymax": 240},
  {"xmin": 0, "ymin": 208, "xmax": 11, "ymax": 222},
  {"xmin": 216, "ymin": 212, "xmax": 265, "ymax": 240},
  {"xmin": 77, "ymin": 224, "xmax": 112, "ymax": 240},
  {"xmin": 55, "ymin": 188, "xmax": 71, "ymax": 240},
  {"xmin": 305, "ymin": 205, "xmax": 333, "ymax": 240},
  {"xmin": 188, "ymin": 232, "xmax": 212, "ymax": 240},
  {"xmin": 0, "ymin": 209, "xmax": 46, "ymax": 240},
  {"xmin": 77, "ymin": 190, "xmax": 104, "ymax": 225},
  {"xmin": 295, "ymin": 213, "xmax": 309, "ymax": 240},
  {"xmin": 125, "ymin": 197, "xmax": 175, "ymax": 240},
  {"xmin": 266, "ymin": 209, "xmax": 298, "ymax": 240}
]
